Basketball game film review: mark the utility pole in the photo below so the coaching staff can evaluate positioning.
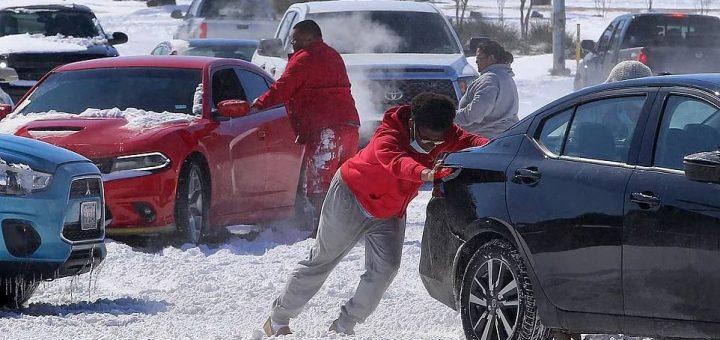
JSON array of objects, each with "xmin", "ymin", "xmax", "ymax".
[{"xmin": 552, "ymin": 0, "xmax": 570, "ymax": 75}]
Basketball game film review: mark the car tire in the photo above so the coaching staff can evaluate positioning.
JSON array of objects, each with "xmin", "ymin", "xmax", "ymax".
[
  {"xmin": 0, "ymin": 279, "xmax": 39, "ymax": 308},
  {"xmin": 174, "ymin": 161, "xmax": 210, "ymax": 245},
  {"xmin": 459, "ymin": 239, "xmax": 550, "ymax": 340}
]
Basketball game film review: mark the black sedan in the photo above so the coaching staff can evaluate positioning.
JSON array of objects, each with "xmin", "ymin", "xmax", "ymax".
[
  {"xmin": 151, "ymin": 38, "xmax": 258, "ymax": 61},
  {"xmin": 421, "ymin": 74, "xmax": 720, "ymax": 340}
]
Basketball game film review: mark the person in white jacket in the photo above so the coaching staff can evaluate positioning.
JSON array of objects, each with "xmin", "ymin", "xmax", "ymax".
[{"xmin": 456, "ymin": 39, "xmax": 519, "ymax": 138}]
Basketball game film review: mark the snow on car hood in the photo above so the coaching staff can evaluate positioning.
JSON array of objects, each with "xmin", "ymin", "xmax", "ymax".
[
  {"xmin": 0, "ymin": 108, "xmax": 197, "ymax": 134},
  {"xmin": 0, "ymin": 157, "xmax": 35, "ymax": 194},
  {"xmin": 0, "ymin": 33, "xmax": 108, "ymax": 54}
]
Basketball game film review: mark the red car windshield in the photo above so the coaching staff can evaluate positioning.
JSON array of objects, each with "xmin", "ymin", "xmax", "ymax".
[{"xmin": 17, "ymin": 68, "xmax": 203, "ymax": 115}]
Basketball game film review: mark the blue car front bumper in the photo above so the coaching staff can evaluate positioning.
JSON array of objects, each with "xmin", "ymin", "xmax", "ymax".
[{"xmin": 0, "ymin": 161, "xmax": 106, "ymax": 280}]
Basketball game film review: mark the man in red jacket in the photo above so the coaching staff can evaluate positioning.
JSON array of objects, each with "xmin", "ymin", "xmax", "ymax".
[
  {"xmin": 262, "ymin": 93, "xmax": 488, "ymax": 336},
  {"xmin": 251, "ymin": 20, "xmax": 360, "ymax": 236}
]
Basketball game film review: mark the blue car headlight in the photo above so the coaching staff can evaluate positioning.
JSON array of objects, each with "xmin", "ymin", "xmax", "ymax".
[{"xmin": 0, "ymin": 161, "xmax": 52, "ymax": 195}]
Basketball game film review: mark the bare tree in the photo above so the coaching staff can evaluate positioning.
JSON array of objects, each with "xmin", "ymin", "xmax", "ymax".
[
  {"xmin": 455, "ymin": 0, "xmax": 471, "ymax": 31},
  {"xmin": 594, "ymin": 0, "xmax": 610, "ymax": 17},
  {"xmin": 497, "ymin": 0, "xmax": 507, "ymax": 22},
  {"xmin": 519, "ymin": 0, "xmax": 533, "ymax": 38},
  {"xmin": 697, "ymin": 0, "xmax": 713, "ymax": 14},
  {"xmin": 645, "ymin": 0, "xmax": 653, "ymax": 10}
]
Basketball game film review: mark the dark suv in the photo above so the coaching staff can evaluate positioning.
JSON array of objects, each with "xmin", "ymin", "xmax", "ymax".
[
  {"xmin": 0, "ymin": 4, "xmax": 127, "ymax": 102},
  {"xmin": 421, "ymin": 74, "xmax": 720, "ymax": 340}
]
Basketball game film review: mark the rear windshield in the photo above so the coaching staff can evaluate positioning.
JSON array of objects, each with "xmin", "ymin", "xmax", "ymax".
[
  {"xmin": 307, "ymin": 11, "xmax": 461, "ymax": 54},
  {"xmin": 0, "ymin": 9, "xmax": 101, "ymax": 38},
  {"xmin": 199, "ymin": 0, "xmax": 275, "ymax": 20},
  {"xmin": 181, "ymin": 44, "xmax": 257, "ymax": 61},
  {"xmin": 17, "ymin": 68, "xmax": 203, "ymax": 115},
  {"xmin": 623, "ymin": 15, "xmax": 720, "ymax": 48}
]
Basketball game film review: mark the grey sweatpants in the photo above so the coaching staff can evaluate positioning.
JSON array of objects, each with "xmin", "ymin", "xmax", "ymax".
[{"xmin": 270, "ymin": 171, "xmax": 406, "ymax": 330}]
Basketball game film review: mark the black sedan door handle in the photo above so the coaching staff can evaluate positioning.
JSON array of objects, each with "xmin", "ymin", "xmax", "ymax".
[
  {"xmin": 630, "ymin": 192, "xmax": 661, "ymax": 207},
  {"xmin": 513, "ymin": 167, "xmax": 541, "ymax": 185}
]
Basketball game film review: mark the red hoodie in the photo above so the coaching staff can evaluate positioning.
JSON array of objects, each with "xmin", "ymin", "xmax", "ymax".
[
  {"xmin": 340, "ymin": 105, "xmax": 489, "ymax": 219},
  {"xmin": 253, "ymin": 40, "xmax": 360, "ymax": 138}
]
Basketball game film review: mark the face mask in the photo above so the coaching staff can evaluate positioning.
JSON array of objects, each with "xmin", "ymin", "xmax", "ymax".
[
  {"xmin": 410, "ymin": 138, "xmax": 429, "ymax": 154},
  {"xmin": 410, "ymin": 122, "xmax": 436, "ymax": 154}
]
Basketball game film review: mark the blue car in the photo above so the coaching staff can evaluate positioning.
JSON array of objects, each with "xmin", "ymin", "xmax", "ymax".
[{"xmin": 0, "ymin": 134, "xmax": 105, "ymax": 308}]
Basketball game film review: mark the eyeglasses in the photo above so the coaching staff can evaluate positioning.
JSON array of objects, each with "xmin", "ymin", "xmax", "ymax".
[{"xmin": 418, "ymin": 138, "xmax": 445, "ymax": 146}]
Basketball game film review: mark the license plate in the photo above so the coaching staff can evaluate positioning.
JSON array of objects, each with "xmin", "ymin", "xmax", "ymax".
[{"xmin": 80, "ymin": 202, "xmax": 98, "ymax": 230}]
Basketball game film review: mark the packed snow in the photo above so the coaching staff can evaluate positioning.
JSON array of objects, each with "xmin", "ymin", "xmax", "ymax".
[
  {"xmin": 0, "ymin": 0, "xmax": 712, "ymax": 339},
  {"xmin": 0, "ymin": 34, "xmax": 108, "ymax": 54},
  {"xmin": 0, "ymin": 108, "xmax": 197, "ymax": 134}
]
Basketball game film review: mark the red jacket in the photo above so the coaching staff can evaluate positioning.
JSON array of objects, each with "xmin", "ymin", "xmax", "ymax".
[
  {"xmin": 340, "ymin": 105, "xmax": 489, "ymax": 219},
  {"xmin": 254, "ymin": 40, "xmax": 360, "ymax": 137}
]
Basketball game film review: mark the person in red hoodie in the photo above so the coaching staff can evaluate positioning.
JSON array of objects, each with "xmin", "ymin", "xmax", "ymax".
[
  {"xmin": 262, "ymin": 93, "xmax": 488, "ymax": 336},
  {"xmin": 251, "ymin": 20, "xmax": 360, "ymax": 236}
]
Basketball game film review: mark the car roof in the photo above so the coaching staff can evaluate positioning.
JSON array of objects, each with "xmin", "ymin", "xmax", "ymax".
[
  {"xmin": 615, "ymin": 12, "xmax": 720, "ymax": 20},
  {"xmin": 535, "ymin": 73, "xmax": 720, "ymax": 116},
  {"xmin": 1, "ymin": 4, "xmax": 93, "ymax": 13},
  {"xmin": 296, "ymin": 0, "xmax": 439, "ymax": 14},
  {"xmin": 186, "ymin": 38, "xmax": 258, "ymax": 47},
  {"xmin": 55, "ymin": 56, "xmax": 244, "ymax": 71}
]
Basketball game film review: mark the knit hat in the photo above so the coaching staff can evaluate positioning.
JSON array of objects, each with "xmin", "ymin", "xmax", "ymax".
[{"xmin": 605, "ymin": 61, "xmax": 653, "ymax": 83}]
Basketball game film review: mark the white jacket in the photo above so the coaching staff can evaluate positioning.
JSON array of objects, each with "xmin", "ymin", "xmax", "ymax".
[{"xmin": 455, "ymin": 64, "xmax": 519, "ymax": 138}]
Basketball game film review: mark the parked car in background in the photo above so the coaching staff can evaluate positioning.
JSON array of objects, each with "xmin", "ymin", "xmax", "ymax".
[
  {"xmin": 421, "ymin": 74, "xmax": 720, "ymax": 340},
  {"xmin": 0, "ymin": 133, "xmax": 105, "ymax": 308},
  {"xmin": 0, "ymin": 56, "xmax": 304, "ymax": 244},
  {"xmin": 151, "ymin": 38, "xmax": 258, "ymax": 61},
  {"xmin": 171, "ymin": 0, "xmax": 277, "ymax": 40},
  {"xmin": 576, "ymin": 12, "xmax": 720, "ymax": 89},
  {"xmin": 0, "ymin": 4, "xmax": 127, "ymax": 103},
  {"xmin": 253, "ymin": 0, "xmax": 479, "ymax": 145}
]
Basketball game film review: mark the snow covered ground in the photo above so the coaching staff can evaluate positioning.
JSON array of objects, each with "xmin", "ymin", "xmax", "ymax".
[{"xmin": 0, "ymin": 0, "xmax": 708, "ymax": 339}]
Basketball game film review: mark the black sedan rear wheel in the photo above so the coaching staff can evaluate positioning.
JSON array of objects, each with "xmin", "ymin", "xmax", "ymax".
[{"xmin": 460, "ymin": 239, "xmax": 550, "ymax": 340}]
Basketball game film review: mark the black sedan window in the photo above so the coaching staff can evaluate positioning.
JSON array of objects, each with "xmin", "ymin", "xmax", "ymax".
[
  {"xmin": 564, "ymin": 96, "xmax": 645, "ymax": 163},
  {"xmin": 538, "ymin": 108, "xmax": 573, "ymax": 155},
  {"xmin": 654, "ymin": 95, "xmax": 720, "ymax": 170}
]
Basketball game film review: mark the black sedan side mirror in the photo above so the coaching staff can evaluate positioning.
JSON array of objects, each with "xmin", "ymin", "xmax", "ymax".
[
  {"xmin": 581, "ymin": 40, "xmax": 596, "ymax": 52},
  {"xmin": 257, "ymin": 39, "xmax": 284, "ymax": 58},
  {"xmin": 684, "ymin": 151, "xmax": 720, "ymax": 183},
  {"xmin": 108, "ymin": 32, "xmax": 128, "ymax": 45},
  {"xmin": 171, "ymin": 10, "xmax": 184, "ymax": 19}
]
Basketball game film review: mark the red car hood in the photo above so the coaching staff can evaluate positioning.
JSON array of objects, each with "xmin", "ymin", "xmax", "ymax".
[{"xmin": 13, "ymin": 117, "xmax": 189, "ymax": 159}]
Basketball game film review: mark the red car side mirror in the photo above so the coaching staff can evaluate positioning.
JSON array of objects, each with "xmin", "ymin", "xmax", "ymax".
[
  {"xmin": 0, "ymin": 104, "xmax": 12, "ymax": 120},
  {"xmin": 217, "ymin": 100, "xmax": 250, "ymax": 118}
]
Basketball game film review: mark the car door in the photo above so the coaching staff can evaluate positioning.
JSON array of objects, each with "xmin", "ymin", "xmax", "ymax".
[
  {"xmin": 585, "ymin": 20, "xmax": 621, "ymax": 86},
  {"xmin": 253, "ymin": 10, "xmax": 298, "ymax": 79},
  {"xmin": 236, "ymin": 68, "xmax": 304, "ymax": 209},
  {"xmin": 623, "ymin": 88, "xmax": 720, "ymax": 322},
  {"xmin": 209, "ymin": 67, "xmax": 269, "ymax": 215},
  {"xmin": 506, "ymin": 90, "xmax": 655, "ymax": 315},
  {"xmin": 176, "ymin": 0, "xmax": 201, "ymax": 39}
]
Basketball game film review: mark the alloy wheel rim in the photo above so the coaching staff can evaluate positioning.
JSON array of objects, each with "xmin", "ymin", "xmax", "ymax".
[
  {"xmin": 467, "ymin": 258, "xmax": 520, "ymax": 340},
  {"xmin": 186, "ymin": 167, "xmax": 204, "ymax": 243}
]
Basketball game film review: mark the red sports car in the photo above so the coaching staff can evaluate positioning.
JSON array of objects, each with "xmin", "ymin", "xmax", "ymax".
[{"xmin": 0, "ymin": 56, "xmax": 304, "ymax": 243}]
